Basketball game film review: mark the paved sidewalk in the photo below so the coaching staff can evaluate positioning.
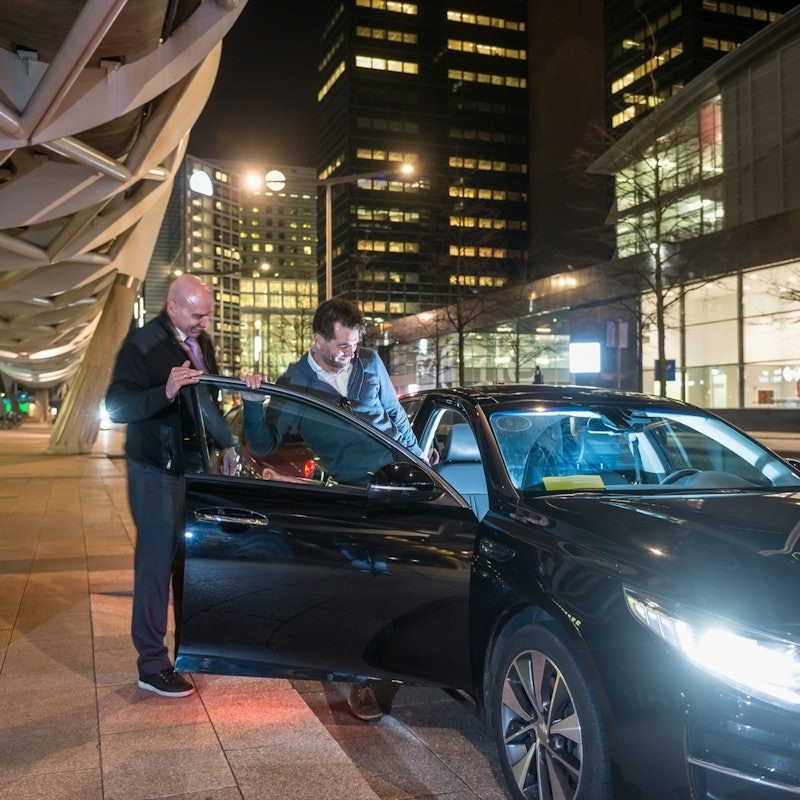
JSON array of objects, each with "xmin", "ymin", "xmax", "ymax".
[{"xmin": 0, "ymin": 422, "xmax": 508, "ymax": 800}]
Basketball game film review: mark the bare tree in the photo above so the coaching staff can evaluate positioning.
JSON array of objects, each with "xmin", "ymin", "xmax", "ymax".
[
  {"xmin": 573, "ymin": 18, "xmax": 725, "ymax": 396},
  {"xmin": 497, "ymin": 319, "xmax": 559, "ymax": 383}
]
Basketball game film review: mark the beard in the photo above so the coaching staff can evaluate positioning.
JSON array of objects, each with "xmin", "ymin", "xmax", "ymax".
[{"xmin": 317, "ymin": 347, "xmax": 352, "ymax": 372}]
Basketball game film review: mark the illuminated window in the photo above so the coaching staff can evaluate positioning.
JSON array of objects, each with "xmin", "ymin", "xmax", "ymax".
[
  {"xmin": 448, "ymin": 68, "xmax": 526, "ymax": 89},
  {"xmin": 320, "ymin": 33, "xmax": 344, "ymax": 72},
  {"xmin": 447, "ymin": 39, "xmax": 526, "ymax": 60},
  {"xmin": 358, "ymin": 239, "xmax": 419, "ymax": 253},
  {"xmin": 701, "ymin": 1, "xmax": 782, "ymax": 20},
  {"xmin": 611, "ymin": 44, "xmax": 684, "ymax": 95},
  {"xmin": 356, "ymin": 25, "xmax": 417, "ymax": 43},
  {"xmin": 318, "ymin": 61, "xmax": 345, "ymax": 101},
  {"xmin": 356, "ymin": 55, "xmax": 419, "ymax": 73},
  {"xmin": 446, "ymin": 10, "xmax": 525, "ymax": 31},
  {"xmin": 355, "ymin": 0, "xmax": 417, "ymax": 13},
  {"xmin": 703, "ymin": 36, "xmax": 738, "ymax": 52}
]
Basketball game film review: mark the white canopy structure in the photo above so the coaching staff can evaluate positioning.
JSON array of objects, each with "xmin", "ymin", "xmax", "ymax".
[{"xmin": 0, "ymin": 0, "xmax": 246, "ymax": 450}]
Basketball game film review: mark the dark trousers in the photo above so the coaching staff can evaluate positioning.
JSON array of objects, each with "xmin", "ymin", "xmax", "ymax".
[{"xmin": 127, "ymin": 459, "xmax": 185, "ymax": 677}]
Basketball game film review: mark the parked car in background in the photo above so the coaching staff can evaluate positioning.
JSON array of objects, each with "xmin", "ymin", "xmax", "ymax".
[{"xmin": 179, "ymin": 378, "xmax": 800, "ymax": 800}]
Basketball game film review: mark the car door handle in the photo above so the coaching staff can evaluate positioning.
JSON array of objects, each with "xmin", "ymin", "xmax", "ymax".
[{"xmin": 194, "ymin": 508, "xmax": 270, "ymax": 527}]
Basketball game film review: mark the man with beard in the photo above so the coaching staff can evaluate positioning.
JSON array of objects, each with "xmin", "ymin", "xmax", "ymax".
[{"xmin": 241, "ymin": 297, "xmax": 429, "ymax": 720}]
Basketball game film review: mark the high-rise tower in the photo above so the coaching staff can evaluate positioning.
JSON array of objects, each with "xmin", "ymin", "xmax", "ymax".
[
  {"xmin": 606, "ymin": 0, "xmax": 798, "ymax": 132},
  {"xmin": 316, "ymin": 0, "xmax": 529, "ymax": 320}
]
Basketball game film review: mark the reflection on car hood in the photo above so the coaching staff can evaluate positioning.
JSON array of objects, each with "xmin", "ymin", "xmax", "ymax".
[{"xmin": 525, "ymin": 491, "xmax": 800, "ymax": 636}]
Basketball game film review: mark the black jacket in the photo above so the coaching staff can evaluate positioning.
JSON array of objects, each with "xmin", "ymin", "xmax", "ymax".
[{"xmin": 105, "ymin": 312, "xmax": 231, "ymax": 473}]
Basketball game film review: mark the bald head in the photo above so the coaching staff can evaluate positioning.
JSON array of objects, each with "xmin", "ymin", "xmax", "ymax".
[{"xmin": 166, "ymin": 274, "xmax": 213, "ymax": 338}]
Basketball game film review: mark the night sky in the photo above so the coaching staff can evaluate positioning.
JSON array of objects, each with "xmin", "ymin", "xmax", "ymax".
[{"xmin": 189, "ymin": 1, "xmax": 318, "ymax": 167}]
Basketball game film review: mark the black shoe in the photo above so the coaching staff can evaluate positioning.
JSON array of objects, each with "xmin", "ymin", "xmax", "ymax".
[
  {"xmin": 137, "ymin": 668, "xmax": 195, "ymax": 697},
  {"xmin": 347, "ymin": 682, "xmax": 383, "ymax": 721}
]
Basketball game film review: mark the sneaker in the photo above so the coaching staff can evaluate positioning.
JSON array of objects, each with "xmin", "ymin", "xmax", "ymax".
[
  {"xmin": 137, "ymin": 668, "xmax": 195, "ymax": 697},
  {"xmin": 347, "ymin": 682, "xmax": 383, "ymax": 721}
]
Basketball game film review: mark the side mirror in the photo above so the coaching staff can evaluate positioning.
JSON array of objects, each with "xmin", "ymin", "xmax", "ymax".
[{"xmin": 368, "ymin": 462, "xmax": 442, "ymax": 500}]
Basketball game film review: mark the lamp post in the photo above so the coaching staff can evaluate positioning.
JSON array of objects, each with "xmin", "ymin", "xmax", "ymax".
[{"xmin": 320, "ymin": 164, "xmax": 414, "ymax": 301}]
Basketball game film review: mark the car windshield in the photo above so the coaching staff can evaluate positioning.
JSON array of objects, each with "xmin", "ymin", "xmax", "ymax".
[{"xmin": 489, "ymin": 406, "xmax": 800, "ymax": 493}]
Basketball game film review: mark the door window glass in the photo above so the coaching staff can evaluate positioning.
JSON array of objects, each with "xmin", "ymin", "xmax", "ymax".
[{"xmin": 198, "ymin": 382, "xmax": 397, "ymax": 489}]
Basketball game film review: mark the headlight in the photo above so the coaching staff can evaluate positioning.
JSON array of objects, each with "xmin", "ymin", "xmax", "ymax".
[{"xmin": 624, "ymin": 588, "xmax": 800, "ymax": 709}]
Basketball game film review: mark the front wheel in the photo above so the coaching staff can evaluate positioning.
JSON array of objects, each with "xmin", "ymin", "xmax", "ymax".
[{"xmin": 488, "ymin": 623, "xmax": 612, "ymax": 800}]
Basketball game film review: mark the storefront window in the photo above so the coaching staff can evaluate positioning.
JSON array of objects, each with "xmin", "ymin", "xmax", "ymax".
[{"xmin": 683, "ymin": 364, "xmax": 738, "ymax": 408}]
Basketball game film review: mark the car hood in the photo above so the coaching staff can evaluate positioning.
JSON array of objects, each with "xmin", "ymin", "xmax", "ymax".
[{"xmin": 525, "ymin": 490, "xmax": 800, "ymax": 637}]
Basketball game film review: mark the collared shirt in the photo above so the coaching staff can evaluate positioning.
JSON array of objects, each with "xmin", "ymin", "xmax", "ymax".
[{"xmin": 306, "ymin": 350, "xmax": 351, "ymax": 396}]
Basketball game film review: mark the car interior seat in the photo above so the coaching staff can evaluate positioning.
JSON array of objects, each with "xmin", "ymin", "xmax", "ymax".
[
  {"xmin": 433, "ymin": 423, "xmax": 489, "ymax": 520},
  {"xmin": 578, "ymin": 419, "xmax": 634, "ymax": 472},
  {"xmin": 521, "ymin": 418, "xmax": 578, "ymax": 488}
]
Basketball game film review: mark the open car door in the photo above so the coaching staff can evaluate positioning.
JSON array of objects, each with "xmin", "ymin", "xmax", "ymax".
[{"xmin": 175, "ymin": 376, "xmax": 479, "ymax": 691}]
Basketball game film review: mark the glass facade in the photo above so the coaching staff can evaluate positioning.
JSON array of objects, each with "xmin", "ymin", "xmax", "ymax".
[
  {"xmin": 392, "ymin": 309, "xmax": 572, "ymax": 392},
  {"xmin": 616, "ymin": 97, "xmax": 724, "ymax": 257},
  {"xmin": 385, "ymin": 3, "xmax": 800, "ymax": 415},
  {"xmin": 237, "ymin": 166, "xmax": 318, "ymax": 375},
  {"xmin": 642, "ymin": 262, "xmax": 800, "ymax": 408}
]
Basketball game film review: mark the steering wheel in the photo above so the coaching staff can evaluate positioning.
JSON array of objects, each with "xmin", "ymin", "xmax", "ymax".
[{"xmin": 660, "ymin": 468, "xmax": 701, "ymax": 485}]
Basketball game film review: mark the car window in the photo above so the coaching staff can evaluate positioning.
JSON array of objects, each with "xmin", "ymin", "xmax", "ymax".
[
  {"xmin": 488, "ymin": 406, "xmax": 800, "ymax": 493},
  {"xmin": 399, "ymin": 395, "xmax": 422, "ymax": 423},
  {"xmin": 198, "ymin": 382, "xmax": 399, "ymax": 489}
]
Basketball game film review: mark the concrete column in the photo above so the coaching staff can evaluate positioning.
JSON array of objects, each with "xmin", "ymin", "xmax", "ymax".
[
  {"xmin": 47, "ymin": 273, "xmax": 141, "ymax": 454},
  {"xmin": 34, "ymin": 388, "xmax": 49, "ymax": 422}
]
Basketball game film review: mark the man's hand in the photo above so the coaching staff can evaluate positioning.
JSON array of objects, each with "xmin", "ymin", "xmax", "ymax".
[
  {"xmin": 240, "ymin": 373, "xmax": 267, "ymax": 402},
  {"xmin": 166, "ymin": 360, "xmax": 203, "ymax": 401},
  {"xmin": 220, "ymin": 447, "xmax": 238, "ymax": 476}
]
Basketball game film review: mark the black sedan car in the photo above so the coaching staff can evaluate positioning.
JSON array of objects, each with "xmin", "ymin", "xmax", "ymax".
[{"xmin": 178, "ymin": 378, "xmax": 800, "ymax": 800}]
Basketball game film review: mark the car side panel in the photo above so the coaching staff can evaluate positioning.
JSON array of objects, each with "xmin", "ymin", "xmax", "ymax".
[{"xmin": 177, "ymin": 475, "xmax": 477, "ymax": 689}]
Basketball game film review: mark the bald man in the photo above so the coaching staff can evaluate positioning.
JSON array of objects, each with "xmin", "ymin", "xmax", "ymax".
[{"xmin": 106, "ymin": 274, "xmax": 235, "ymax": 697}]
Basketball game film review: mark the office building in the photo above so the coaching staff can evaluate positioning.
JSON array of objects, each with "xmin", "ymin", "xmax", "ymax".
[
  {"xmin": 238, "ymin": 165, "xmax": 318, "ymax": 378},
  {"xmin": 148, "ymin": 158, "xmax": 318, "ymax": 376},
  {"xmin": 606, "ymin": 0, "xmax": 797, "ymax": 132},
  {"xmin": 316, "ymin": 0, "xmax": 529, "ymax": 320}
]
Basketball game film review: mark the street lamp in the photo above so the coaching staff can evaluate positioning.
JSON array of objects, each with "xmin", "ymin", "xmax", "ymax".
[{"xmin": 320, "ymin": 163, "xmax": 414, "ymax": 301}]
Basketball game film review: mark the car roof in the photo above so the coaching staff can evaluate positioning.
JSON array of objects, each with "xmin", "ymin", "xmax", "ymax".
[{"xmin": 402, "ymin": 384, "xmax": 694, "ymax": 412}]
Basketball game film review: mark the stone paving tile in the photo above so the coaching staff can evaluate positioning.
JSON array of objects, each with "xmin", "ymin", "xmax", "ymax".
[
  {"xmin": 226, "ymin": 747, "xmax": 379, "ymax": 800},
  {"xmin": 97, "ymin": 682, "xmax": 210, "ymax": 736},
  {"xmin": 89, "ymin": 591, "xmax": 134, "ymax": 639},
  {"xmin": 199, "ymin": 682, "xmax": 338, "ymax": 751},
  {"xmin": 101, "ymin": 723, "xmax": 237, "ymax": 800},
  {"xmin": 0, "ymin": 636, "xmax": 96, "ymax": 681},
  {"xmin": 0, "ymin": 768, "xmax": 103, "ymax": 800},
  {"xmin": 93, "ymin": 643, "xmax": 140, "ymax": 687},
  {"xmin": 294, "ymin": 682, "xmax": 510, "ymax": 800},
  {"xmin": 135, "ymin": 790, "xmax": 243, "ymax": 800},
  {"xmin": 0, "ymin": 696, "xmax": 100, "ymax": 782}
]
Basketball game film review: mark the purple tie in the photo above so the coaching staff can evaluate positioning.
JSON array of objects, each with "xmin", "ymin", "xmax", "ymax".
[{"xmin": 185, "ymin": 336, "xmax": 207, "ymax": 372}]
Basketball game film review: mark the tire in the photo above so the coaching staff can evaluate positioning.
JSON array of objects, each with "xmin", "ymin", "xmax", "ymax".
[{"xmin": 487, "ymin": 623, "xmax": 612, "ymax": 800}]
